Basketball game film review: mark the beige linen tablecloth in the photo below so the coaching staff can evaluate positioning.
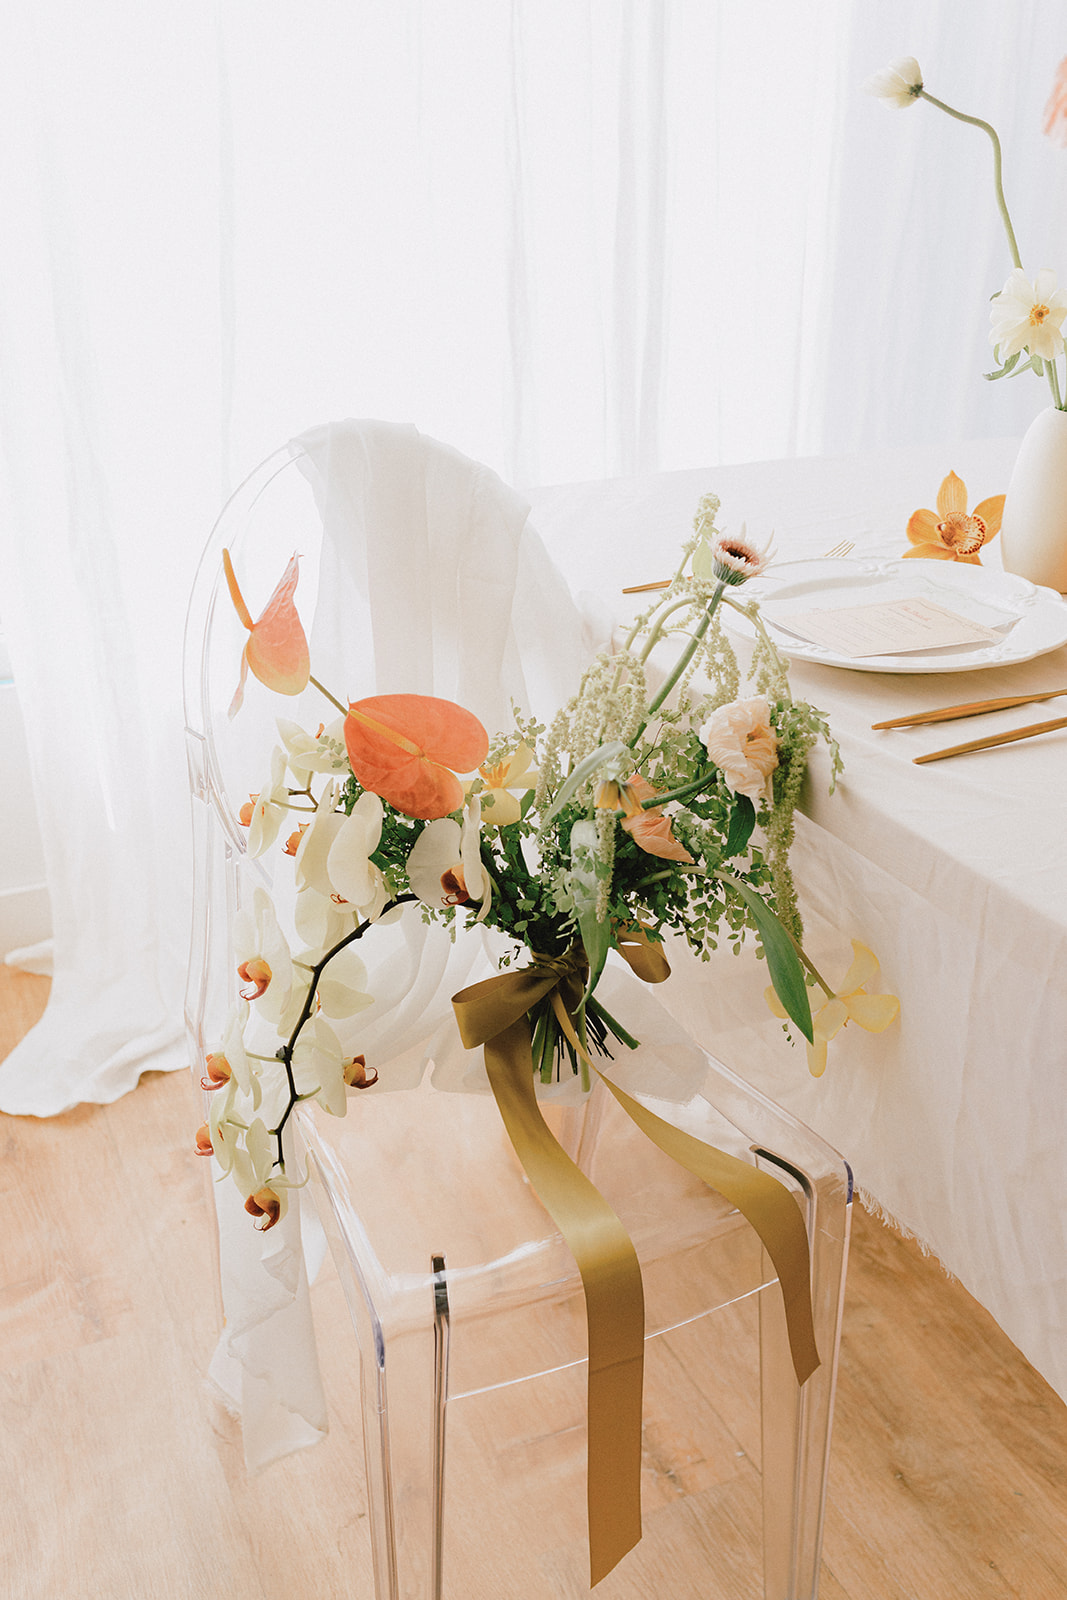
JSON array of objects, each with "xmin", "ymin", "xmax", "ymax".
[{"xmin": 529, "ymin": 436, "xmax": 1067, "ymax": 1403}]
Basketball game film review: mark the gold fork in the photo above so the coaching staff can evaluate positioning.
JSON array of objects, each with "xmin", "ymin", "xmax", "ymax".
[{"xmin": 623, "ymin": 538, "xmax": 857, "ymax": 594}]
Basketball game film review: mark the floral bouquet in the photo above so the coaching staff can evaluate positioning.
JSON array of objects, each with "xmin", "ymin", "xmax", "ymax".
[
  {"xmin": 194, "ymin": 492, "xmax": 903, "ymax": 1227},
  {"xmin": 194, "ymin": 487, "xmax": 900, "ymax": 1584}
]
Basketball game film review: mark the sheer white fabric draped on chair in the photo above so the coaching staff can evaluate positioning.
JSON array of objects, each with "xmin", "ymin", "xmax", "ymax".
[
  {"xmin": 2, "ymin": 0, "xmax": 1066, "ymax": 1120},
  {"xmin": 199, "ymin": 418, "xmax": 600, "ymax": 1465}
]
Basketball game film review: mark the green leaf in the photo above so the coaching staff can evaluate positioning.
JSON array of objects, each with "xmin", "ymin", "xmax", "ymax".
[
  {"xmin": 983, "ymin": 349, "xmax": 1021, "ymax": 382},
  {"xmin": 712, "ymin": 871, "xmax": 813, "ymax": 1042},
  {"xmin": 540, "ymin": 740, "xmax": 630, "ymax": 825},
  {"xmin": 722, "ymin": 794, "xmax": 755, "ymax": 858}
]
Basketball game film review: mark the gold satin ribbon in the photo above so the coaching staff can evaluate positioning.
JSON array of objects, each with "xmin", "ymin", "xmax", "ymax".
[{"xmin": 451, "ymin": 951, "xmax": 819, "ymax": 1586}]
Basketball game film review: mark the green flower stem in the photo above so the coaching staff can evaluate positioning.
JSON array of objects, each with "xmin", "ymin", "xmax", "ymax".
[
  {"xmin": 587, "ymin": 994, "xmax": 641, "ymax": 1051},
  {"xmin": 310, "ymin": 674, "xmax": 348, "ymax": 715},
  {"xmin": 641, "ymin": 768, "xmax": 718, "ymax": 809},
  {"xmin": 622, "ymin": 551, "xmax": 693, "ymax": 655},
  {"xmin": 1048, "ymin": 359, "xmax": 1064, "ymax": 409},
  {"xmin": 719, "ymin": 591, "xmax": 793, "ymax": 700},
  {"xmin": 631, "ymin": 580, "xmax": 726, "ymax": 746},
  {"xmin": 918, "ymin": 90, "xmax": 1022, "ymax": 271},
  {"xmin": 272, "ymin": 894, "xmax": 417, "ymax": 1162}
]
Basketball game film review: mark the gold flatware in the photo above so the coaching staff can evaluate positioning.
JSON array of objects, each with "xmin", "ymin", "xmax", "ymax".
[
  {"xmin": 873, "ymin": 688, "xmax": 1067, "ymax": 730},
  {"xmin": 913, "ymin": 714, "xmax": 1067, "ymax": 764},
  {"xmin": 622, "ymin": 538, "xmax": 857, "ymax": 594}
]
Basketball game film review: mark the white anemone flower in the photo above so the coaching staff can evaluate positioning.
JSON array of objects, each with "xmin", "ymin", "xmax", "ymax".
[
  {"xmin": 244, "ymin": 747, "xmax": 290, "ymax": 858},
  {"xmin": 232, "ymin": 887, "xmax": 294, "ymax": 1024},
  {"xmin": 989, "ymin": 267, "xmax": 1067, "ymax": 361},
  {"xmin": 863, "ymin": 56, "xmax": 923, "ymax": 108},
  {"xmin": 407, "ymin": 797, "xmax": 491, "ymax": 920},
  {"xmin": 327, "ymin": 792, "xmax": 390, "ymax": 921}
]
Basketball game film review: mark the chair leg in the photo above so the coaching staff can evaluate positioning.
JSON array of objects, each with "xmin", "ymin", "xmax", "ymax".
[{"xmin": 757, "ymin": 1152, "xmax": 851, "ymax": 1600}]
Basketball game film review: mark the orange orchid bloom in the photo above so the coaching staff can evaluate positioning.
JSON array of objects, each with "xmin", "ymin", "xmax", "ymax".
[
  {"xmin": 344, "ymin": 694, "xmax": 489, "ymax": 820},
  {"xmin": 223, "ymin": 549, "xmax": 311, "ymax": 716},
  {"xmin": 904, "ymin": 472, "xmax": 1004, "ymax": 564}
]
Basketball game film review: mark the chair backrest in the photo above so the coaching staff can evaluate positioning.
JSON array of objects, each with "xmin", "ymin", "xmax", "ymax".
[{"xmin": 183, "ymin": 420, "xmax": 599, "ymax": 1087}]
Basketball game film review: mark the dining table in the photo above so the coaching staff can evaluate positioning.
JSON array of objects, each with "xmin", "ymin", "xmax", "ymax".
[{"xmin": 528, "ymin": 434, "xmax": 1067, "ymax": 1408}]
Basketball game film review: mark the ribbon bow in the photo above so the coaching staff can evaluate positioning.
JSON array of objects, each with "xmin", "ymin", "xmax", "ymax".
[{"xmin": 452, "ymin": 949, "xmax": 819, "ymax": 1586}]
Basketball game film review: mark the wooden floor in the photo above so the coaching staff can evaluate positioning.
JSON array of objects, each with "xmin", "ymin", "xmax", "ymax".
[{"xmin": 3, "ymin": 967, "xmax": 1067, "ymax": 1599}]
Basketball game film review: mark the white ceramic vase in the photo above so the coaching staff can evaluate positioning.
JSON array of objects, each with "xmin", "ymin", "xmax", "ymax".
[{"xmin": 999, "ymin": 406, "xmax": 1067, "ymax": 592}]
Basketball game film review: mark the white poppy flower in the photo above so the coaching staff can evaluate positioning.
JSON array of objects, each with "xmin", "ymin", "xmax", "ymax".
[
  {"xmin": 863, "ymin": 56, "xmax": 923, "ymax": 108},
  {"xmin": 989, "ymin": 267, "xmax": 1067, "ymax": 361}
]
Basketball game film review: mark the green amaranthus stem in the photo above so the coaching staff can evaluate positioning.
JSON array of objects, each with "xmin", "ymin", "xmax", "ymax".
[{"xmin": 630, "ymin": 580, "xmax": 726, "ymax": 746}]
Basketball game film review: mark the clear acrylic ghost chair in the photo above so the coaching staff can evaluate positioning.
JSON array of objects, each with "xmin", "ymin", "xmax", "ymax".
[{"xmin": 184, "ymin": 432, "xmax": 852, "ymax": 1600}]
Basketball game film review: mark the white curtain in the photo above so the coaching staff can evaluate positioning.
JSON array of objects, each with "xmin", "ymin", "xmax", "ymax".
[{"xmin": 1, "ymin": 1, "xmax": 1065, "ymax": 1114}]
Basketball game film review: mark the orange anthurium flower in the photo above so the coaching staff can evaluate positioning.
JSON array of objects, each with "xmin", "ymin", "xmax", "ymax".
[
  {"xmin": 344, "ymin": 694, "xmax": 489, "ymax": 820},
  {"xmin": 223, "ymin": 549, "xmax": 311, "ymax": 716},
  {"xmin": 904, "ymin": 472, "xmax": 1004, "ymax": 564}
]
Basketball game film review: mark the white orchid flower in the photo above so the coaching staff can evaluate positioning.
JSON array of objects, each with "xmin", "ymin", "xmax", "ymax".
[
  {"xmin": 327, "ymin": 792, "xmax": 390, "ymax": 921},
  {"xmin": 293, "ymin": 784, "xmax": 345, "ymax": 895},
  {"xmin": 864, "ymin": 56, "xmax": 923, "ymax": 108},
  {"xmin": 293, "ymin": 884, "xmax": 356, "ymax": 953},
  {"xmin": 240, "ymin": 747, "xmax": 289, "ymax": 858},
  {"xmin": 232, "ymin": 887, "xmax": 294, "ymax": 1024},
  {"xmin": 276, "ymin": 716, "xmax": 351, "ymax": 783},
  {"xmin": 291, "ymin": 1015, "xmax": 349, "ymax": 1117},
  {"xmin": 314, "ymin": 941, "xmax": 375, "ymax": 1021},
  {"xmin": 406, "ymin": 796, "xmax": 491, "ymax": 920}
]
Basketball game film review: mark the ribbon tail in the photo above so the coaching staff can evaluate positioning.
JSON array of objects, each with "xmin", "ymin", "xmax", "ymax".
[
  {"xmin": 484, "ymin": 1019, "xmax": 644, "ymax": 1586},
  {"xmin": 597, "ymin": 1072, "xmax": 820, "ymax": 1386}
]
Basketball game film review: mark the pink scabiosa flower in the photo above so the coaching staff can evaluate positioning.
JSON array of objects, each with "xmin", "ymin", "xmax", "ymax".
[
  {"xmin": 694, "ymin": 523, "xmax": 773, "ymax": 587},
  {"xmin": 700, "ymin": 697, "xmax": 779, "ymax": 802}
]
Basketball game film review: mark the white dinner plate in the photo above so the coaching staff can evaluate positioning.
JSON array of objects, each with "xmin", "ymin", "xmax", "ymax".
[{"xmin": 724, "ymin": 556, "xmax": 1067, "ymax": 673}]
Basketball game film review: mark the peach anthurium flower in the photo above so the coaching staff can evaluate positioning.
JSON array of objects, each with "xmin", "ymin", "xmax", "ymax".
[
  {"xmin": 610, "ymin": 775, "xmax": 695, "ymax": 864},
  {"xmin": 699, "ymin": 697, "xmax": 779, "ymax": 802},
  {"xmin": 765, "ymin": 941, "xmax": 899, "ymax": 1078},
  {"xmin": 233, "ymin": 888, "xmax": 294, "ymax": 1024},
  {"xmin": 344, "ymin": 694, "xmax": 489, "ymax": 820},
  {"xmin": 477, "ymin": 743, "xmax": 539, "ymax": 827},
  {"xmin": 223, "ymin": 549, "xmax": 311, "ymax": 718},
  {"xmin": 904, "ymin": 472, "xmax": 1004, "ymax": 564},
  {"xmin": 407, "ymin": 798, "xmax": 492, "ymax": 917}
]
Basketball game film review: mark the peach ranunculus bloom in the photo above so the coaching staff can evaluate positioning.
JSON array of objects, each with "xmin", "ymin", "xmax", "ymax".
[
  {"xmin": 699, "ymin": 697, "xmax": 779, "ymax": 803},
  {"xmin": 904, "ymin": 471, "xmax": 1004, "ymax": 564},
  {"xmin": 1045, "ymin": 57, "xmax": 1067, "ymax": 148}
]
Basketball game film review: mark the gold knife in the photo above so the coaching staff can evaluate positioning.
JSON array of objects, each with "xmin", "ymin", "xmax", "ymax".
[
  {"xmin": 913, "ymin": 714, "xmax": 1067, "ymax": 763},
  {"xmin": 873, "ymin": 689, "xmax": 1067, "ymax": 730}
]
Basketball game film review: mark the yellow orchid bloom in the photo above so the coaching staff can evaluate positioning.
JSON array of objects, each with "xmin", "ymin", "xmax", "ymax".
[
  {"xmin": 476, "ymin": 742, "xmax": 539, "ymax": 827},
  {"xmin": 766, "ymin": 940, "xmax": 899, "ymax": 1077},
  {"xmin": 904, "ymin": 471, "xmax": 1004, "ymax": 564}
]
